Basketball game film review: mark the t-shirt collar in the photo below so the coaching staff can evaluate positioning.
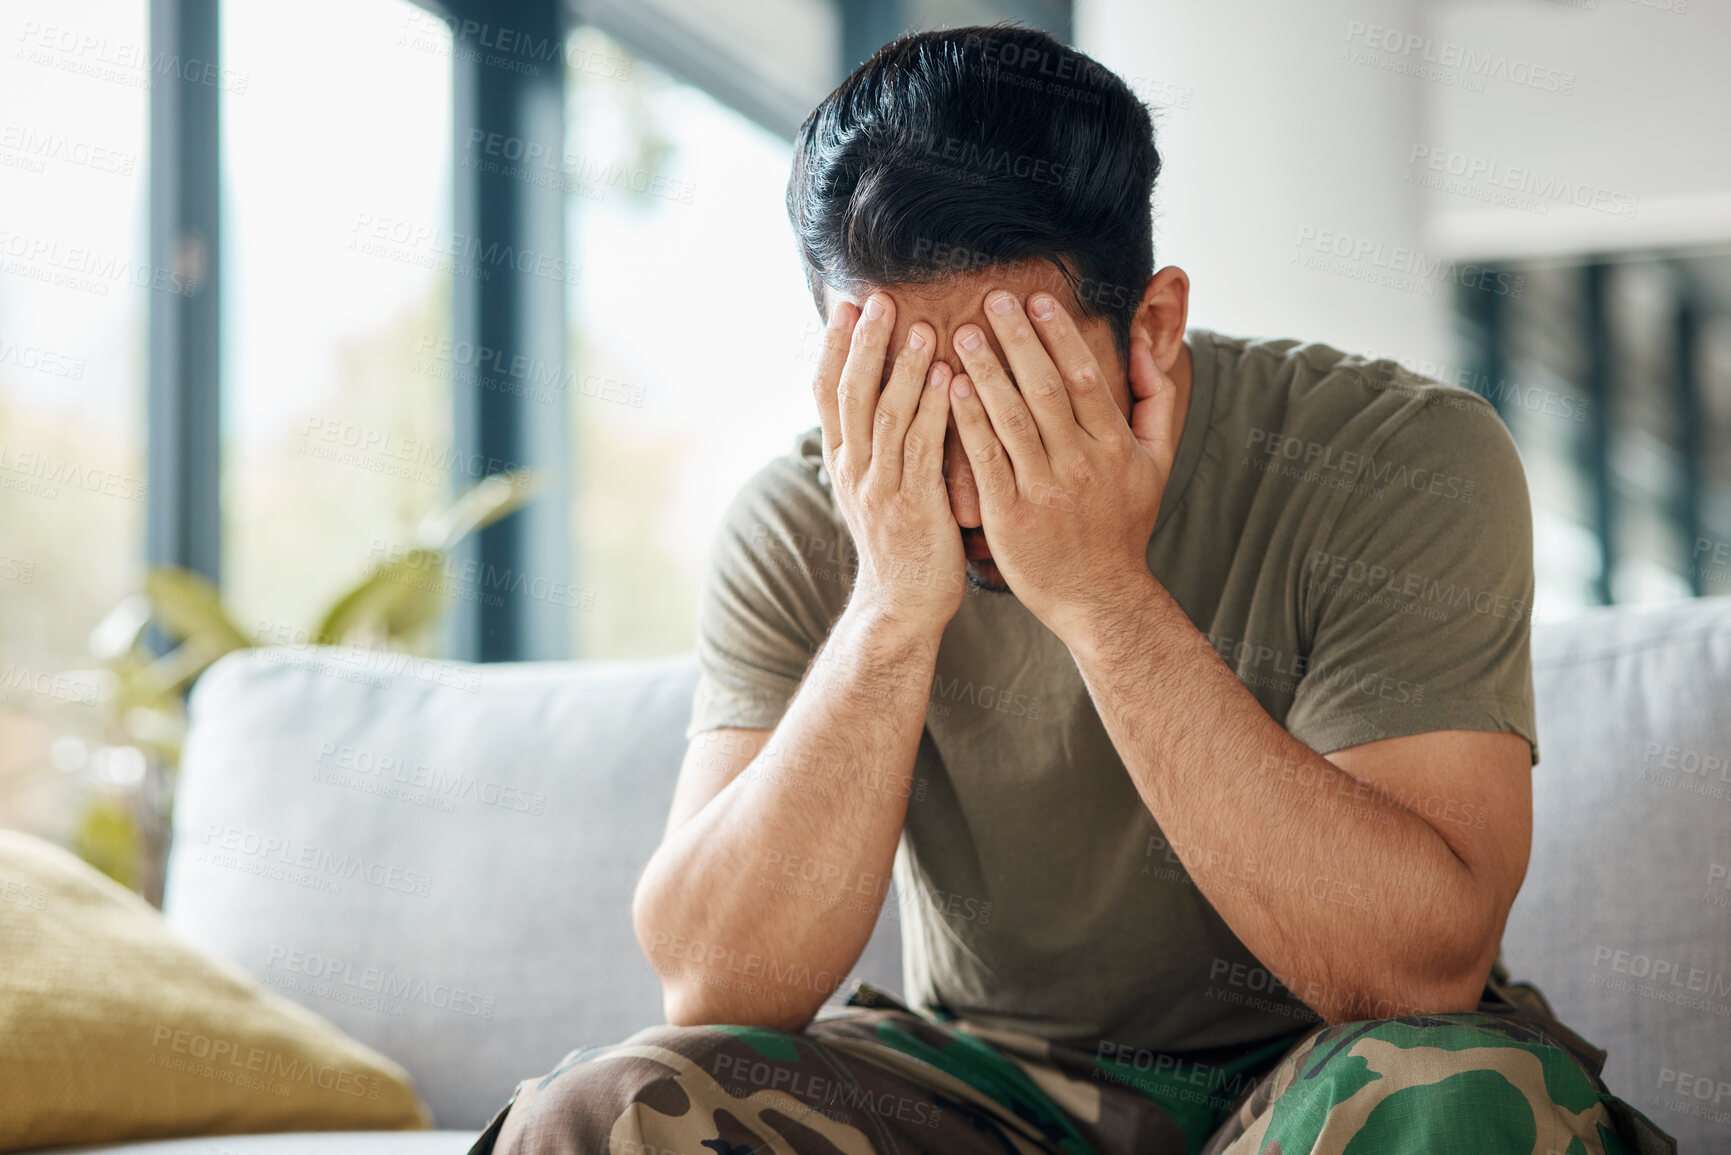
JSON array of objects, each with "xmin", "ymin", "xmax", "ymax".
[{"xmin": 1153, "ymin": 328, "xmax": 1218, "ymax": 535}]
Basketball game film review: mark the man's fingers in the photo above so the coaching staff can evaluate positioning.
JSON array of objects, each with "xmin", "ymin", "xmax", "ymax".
[
  {"xmin": 948, "ymin": 372, "xmax": 1016, "ymax": 511},
  {"xmin": 982, "ymin": 290, "xmax": 1080, "ymax": 455},
  {"xmin": 1026, "ymin": 292, "xmax": 1124, "ymax": 443},
  {"xmin": 952, "ymin": 323, "xmax": 1045, "ymax": 479},
  {"xmin": 811, "ymin": 300, "xmax": 856, "ymax": 462},
  {"xmin": 903, "ymin": 360, "xmax": 952, "ymax": 498},
  {"xmin": 1127, "ymin": 333, "xmax": 1179, "ymax": 465},
  {"xmin": 872, "ymin": 321, "xmax": 936, "ymax": 481},
  {"xmin": 837, "ymin": 293, "xmax": 896, "ymax": 463}
]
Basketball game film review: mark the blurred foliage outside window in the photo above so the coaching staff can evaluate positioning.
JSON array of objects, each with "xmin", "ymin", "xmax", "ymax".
[{"xmin": 563, "ymin": 25, "xmax": 820, "ymax": 659}]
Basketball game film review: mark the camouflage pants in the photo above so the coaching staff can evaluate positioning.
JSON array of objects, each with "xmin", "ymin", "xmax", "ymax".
[{"xmin": 469, "ymin": 974, "xmax": 1674, "ymax": 1155}]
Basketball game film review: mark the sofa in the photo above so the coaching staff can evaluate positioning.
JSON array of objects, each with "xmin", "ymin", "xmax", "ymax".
[{"xmin": 44, "ymin": 596, "xmax": 1731, "ymax": 1152}]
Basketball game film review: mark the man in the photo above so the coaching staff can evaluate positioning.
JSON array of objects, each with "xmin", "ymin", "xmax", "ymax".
[{"xmin": 472, "ymin": 26, "xmax": 1673, "ymax": 1155}]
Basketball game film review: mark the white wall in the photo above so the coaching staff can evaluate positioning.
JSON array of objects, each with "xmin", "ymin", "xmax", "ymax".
[
  {"xmin": 1075, "ymin": 0, "xmax": 1731, "ymax": 367},
  {"xmin": 1075, "ymin": 0, "xmax": 1447, "ymax": 367},
  {"xmin": 1421, "ymin": 0, "xmax": 1731, "ymax": 260}
]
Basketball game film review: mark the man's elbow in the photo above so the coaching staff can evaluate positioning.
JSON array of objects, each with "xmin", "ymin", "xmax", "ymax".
[
  {"xmin": 1387, "ymin": 878, "xmax": 1508, "ymax": 1017},
  {"xmin": 1410, "ymin": 967, "xmax": 1490, "ymax": 1016},
  {"xmin": 661, "ymin": 981, "xmax": 817, "ymax": 1033},
  {"xmin": 1387, "ymin": 933, "xmax": 1500, "ymax": 1019},
  {"xmin": 631, "ymin": 864, "xmax": 821, "ymax": 1032},
  {"xmin": 1313, "ymin": 933, "xmax": 1497, "ymax": 1024},
  {"xmin": 1311, "ymin": 970, "xmax": 1483, "ymax": 1026}
]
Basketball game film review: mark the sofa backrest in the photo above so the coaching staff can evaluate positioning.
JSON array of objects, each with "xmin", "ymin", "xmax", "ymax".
[
  {"xmin": 1508, "ymin": 597, "xmax": 1731, "ymax": 1153},
  {"xmin": 166, "ymin": 597, "xmax": 1731, "ymax": 1147},
  {"xmin": 163, "ymin": 648, "xmax": 901, "ymax": 1129}
]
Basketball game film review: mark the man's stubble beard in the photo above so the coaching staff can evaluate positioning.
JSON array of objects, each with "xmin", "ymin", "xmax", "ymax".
[{"xmin": 964, "ymin": 562, "xmax": 1013, "ymax": 596}]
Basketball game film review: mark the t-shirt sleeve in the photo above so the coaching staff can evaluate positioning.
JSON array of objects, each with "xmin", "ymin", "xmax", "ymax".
[
  {"xmin": 684, "ymin": 443, "xmax": 856, "ymax": 742},
  {"xmin": 1283, "ymin": 390, "xmax": 1539, "ymax": 763}
]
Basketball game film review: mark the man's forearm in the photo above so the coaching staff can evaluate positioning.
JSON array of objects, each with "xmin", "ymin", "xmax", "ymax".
[
  {"xmin": 1068, "ymin": 571, "xmax": 1499, "ymax": 1021},
  {"xmin": 633, "ymin": 601, "xmax": 941, "ymax": 1030}
]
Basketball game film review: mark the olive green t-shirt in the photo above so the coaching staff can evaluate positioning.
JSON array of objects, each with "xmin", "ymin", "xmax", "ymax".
[{"xmin": 684, "ymin": 328, "xmax": 1537, "ymax": 1054}]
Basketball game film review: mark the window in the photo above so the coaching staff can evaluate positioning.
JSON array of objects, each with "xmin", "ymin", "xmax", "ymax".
[
  {"xmin": 221, "ymin": 0, "xmax": 454, "ymax": 648},
  {"xmin": 1454, "ymin": 252, "xmax": 1731, "ymax": 616},
  {"xmin": 564, "ymin": 26, "xmax": 821, "ymax": 658}
]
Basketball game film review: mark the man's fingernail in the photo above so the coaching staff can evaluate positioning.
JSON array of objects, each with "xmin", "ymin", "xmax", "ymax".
[
  {"xmin": 1029, "ymin": 295, "xmax": 1055, "ymax": 320},
  {"xmin": 908, "ymin": 328, "xmax": 926, "ymax": 350},
  {"xmin": 957, "ymin": 328, "xmax": 982, "ymax": 351},
  {"xmin": 864, "ymin": 297, "xmax": 885, "ymax": 320},
  {"xmin": 988, "ymin": 292, "xmax": 1015, "ymax": 315}
]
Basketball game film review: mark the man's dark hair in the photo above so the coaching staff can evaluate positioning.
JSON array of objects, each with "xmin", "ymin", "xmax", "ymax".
[{"xmin": 786, "ymin": 25, "xmax": 1159, "ymax": 358}]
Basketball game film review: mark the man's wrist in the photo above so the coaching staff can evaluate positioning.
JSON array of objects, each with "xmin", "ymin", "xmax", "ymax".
[
  {"xmin": 805, "ymin": 597, "xmax": 945, "ymax": 719},
  {"xmin": 840, "ymin": 595, "xmax": 948, "ymax": 658},
  {"xmin": 1060, "ymin": 567, "xmax": 1167, "ymax": 668}
]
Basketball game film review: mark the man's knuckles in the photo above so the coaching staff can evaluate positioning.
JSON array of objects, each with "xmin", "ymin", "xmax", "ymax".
[
  {"xmin": 1063, "ymin": 363, "xmax": 1104, "ymax": 394},
  {"xmin": 991, "ymin": 402, "xmax": 1034, "ymax": 438}
]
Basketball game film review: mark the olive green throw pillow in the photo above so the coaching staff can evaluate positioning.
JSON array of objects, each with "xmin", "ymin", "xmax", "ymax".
[{"xmin": 0, "ymin": 829, "xmax": 431, "ymax": 1150}]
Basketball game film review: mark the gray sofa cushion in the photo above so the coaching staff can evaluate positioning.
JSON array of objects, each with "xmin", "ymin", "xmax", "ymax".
[
  {"xmin": 163, "ymin": 649, "xmax": 697, "ymax": 1129},
  {"xmin": 158, "ymin": 595, "xmax": 1731, "ymax": 1148},
  {"xmin": 162, "ymin": 646, "xmax": 900, "ymax": 1131},
  {"xmin": 1511, "ymin": 598, "xmax": 1731, "ymax": 1152}
]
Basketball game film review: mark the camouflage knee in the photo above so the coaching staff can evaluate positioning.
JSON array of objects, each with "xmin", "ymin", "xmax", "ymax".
[
  {"xmin": 1206, "ymin": 1011, "xmax": 1642, "ymax": 1155},
  {"xmin": 480, "ymin": 1020, "xmax": 958, "ymax": 1155}
]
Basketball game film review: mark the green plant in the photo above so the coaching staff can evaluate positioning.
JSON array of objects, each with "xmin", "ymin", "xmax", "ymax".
[{"xmin": 76, "ymin": 470, "xmax": 537, "ymax": 899}]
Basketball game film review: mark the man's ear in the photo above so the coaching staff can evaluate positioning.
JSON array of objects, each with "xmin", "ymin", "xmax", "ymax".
[{"xmin": 1130, "ymin": 267, "xmax": 1191, "ymax": 373}]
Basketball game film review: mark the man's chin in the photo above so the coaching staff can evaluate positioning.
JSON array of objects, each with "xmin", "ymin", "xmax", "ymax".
[{"xmin": 964, "ymin": 559, "xmax": 1013, "ymax": 595}]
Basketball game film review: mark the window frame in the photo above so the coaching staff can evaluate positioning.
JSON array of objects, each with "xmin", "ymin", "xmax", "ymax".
[{"xmin": 150, "ymin": 0, "xmax": 1071, "ymax": 660}]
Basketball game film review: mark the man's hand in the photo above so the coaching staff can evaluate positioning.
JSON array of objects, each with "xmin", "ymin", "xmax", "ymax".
[
  {"xmin": 816, "ymin": 292, "xmax": 966, "ymax": 634},
  {"xmin": 947, "ymin": 289, "xmax": 1177, "ymax": 643}
]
